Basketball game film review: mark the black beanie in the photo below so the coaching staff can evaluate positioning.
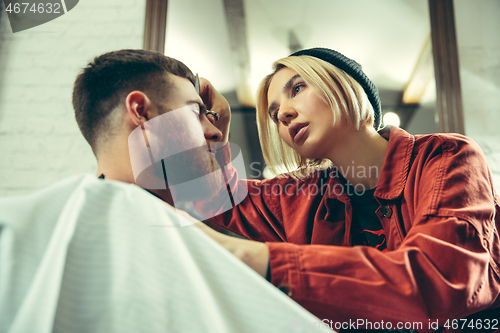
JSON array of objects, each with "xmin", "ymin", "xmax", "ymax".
[{"xmin": 290, "ymin": 47, "xmax": 381, "ymax": 130}]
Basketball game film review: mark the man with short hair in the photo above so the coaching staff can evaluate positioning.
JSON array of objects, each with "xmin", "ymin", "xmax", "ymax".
[
  {"xmin": 72, "ymin": 49, "xmax": 268, "ymax": 271},
  {"xmin": 73, "ymin": 49, "xmax": 228, "ymax": 201}
]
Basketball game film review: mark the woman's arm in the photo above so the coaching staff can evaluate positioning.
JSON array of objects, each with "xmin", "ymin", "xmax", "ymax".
[{"xmin": 200, "ymin": 134, "xmax": 500, "ymax": 327}]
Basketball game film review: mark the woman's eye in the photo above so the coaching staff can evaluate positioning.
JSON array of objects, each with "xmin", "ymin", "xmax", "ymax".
[{"xmin": 293, "ymin": 84, "xmax": 304, "ymax": 96}]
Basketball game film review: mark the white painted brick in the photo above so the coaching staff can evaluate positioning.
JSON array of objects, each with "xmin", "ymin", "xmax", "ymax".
[
  {"xmin": 0, "ymin": 0, "xmax": 146, "ymax": 196},
  {"xmin": 0, "ymin": 154, "xmax": 13, "ymax": 168},
  {"xmin": 0, "ymin": 169, "xmax": 57, "ymax": 188},
  {"xmin": 0, "ymin": 188, "xmax": 38, "ymax": 197}
]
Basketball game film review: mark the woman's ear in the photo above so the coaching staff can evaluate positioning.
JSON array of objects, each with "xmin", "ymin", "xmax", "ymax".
[{"xmin": 125, "ymin": 91, "xmax": 157, "ymax": 127}]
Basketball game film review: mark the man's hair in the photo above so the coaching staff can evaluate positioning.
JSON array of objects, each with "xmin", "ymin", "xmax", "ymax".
[
  {"xmin": 256, "ymin": 55, "xmax": 374, "ymax": 178},
  {"xmin": 73, "ymin": 49, "xmax": 195, "ymax": 155}
]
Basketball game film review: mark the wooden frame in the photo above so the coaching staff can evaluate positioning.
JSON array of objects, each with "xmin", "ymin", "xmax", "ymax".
[
  {"xmin": 143, "ymin": 0, "xmax": 168, "ymax": 53},
  {"xmin": 428, "ymin": 0, "xmax": 465, "ymax": 134},
  {"xmin": 222, "ymin": 0, "xmax": 254, "ymax": 108}
]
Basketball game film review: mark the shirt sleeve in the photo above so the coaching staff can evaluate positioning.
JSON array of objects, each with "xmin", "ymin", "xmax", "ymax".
[
  {"xmin": 267, "ymin": 135, "xmax": 500, "ymax": 326},
  {"xmin": 194, "ymin": 144, "xmax": 334, "ymax": 245},
  {"xmin": 193, "ymin": 143, "xmax": 286, "ymax": 242}
]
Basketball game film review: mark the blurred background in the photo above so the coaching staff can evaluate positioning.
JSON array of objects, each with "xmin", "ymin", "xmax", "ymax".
[{"xmin": 0, "ymin": 0, "xmax": 499, "ymax": 196}]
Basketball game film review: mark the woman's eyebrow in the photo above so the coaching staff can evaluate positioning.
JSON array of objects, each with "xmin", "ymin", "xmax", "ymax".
[{"xmin": 283, "ymin": 74, "xmax": 301, "ymax": 92}]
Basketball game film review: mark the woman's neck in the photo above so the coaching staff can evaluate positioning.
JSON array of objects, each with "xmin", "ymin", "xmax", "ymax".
[{"xmin": 327, "ymin": 126, "xmax": 388, "ymax": 190}]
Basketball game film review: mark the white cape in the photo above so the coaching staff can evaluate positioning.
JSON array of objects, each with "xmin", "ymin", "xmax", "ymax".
[{"xmin": 0, "ymin": 175, "xmax": 326, "ymax": 332}]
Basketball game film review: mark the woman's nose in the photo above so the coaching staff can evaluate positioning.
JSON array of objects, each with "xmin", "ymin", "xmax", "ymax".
[{"xmin": 277, "ymin": 104, "xmax": 298, "ymax": 126}]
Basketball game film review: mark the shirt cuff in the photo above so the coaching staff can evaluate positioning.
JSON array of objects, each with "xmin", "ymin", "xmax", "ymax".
[{"xmin": 266, "ymin": 242, "xmax": 302, "ymax": 298}]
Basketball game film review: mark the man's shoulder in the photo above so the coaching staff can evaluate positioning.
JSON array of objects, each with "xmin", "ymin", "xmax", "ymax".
[
  {"xmin": 0, "ymin": 174, "xmax": 139, "ymax": 204},
  {"xmin": 0, "ymin": 174, "xmax": 177, "ymax": 229}
]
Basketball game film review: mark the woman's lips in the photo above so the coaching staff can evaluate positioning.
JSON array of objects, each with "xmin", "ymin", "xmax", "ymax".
[
  {"xmin": 293, "ymin": 125, "xmax": 309, "ymax": 143},
  {"xmin": 289, "ymin": 122, "xmax": 309, "ymax": 143}
]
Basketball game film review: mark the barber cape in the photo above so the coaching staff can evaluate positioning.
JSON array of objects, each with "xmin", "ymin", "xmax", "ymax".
[{"xmin": 0, "ymin": 175, "xmax": 322, "ymax": 333}]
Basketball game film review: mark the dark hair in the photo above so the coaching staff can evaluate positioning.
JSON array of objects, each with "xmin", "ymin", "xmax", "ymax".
[{"xmin": 73, "ymin": 49, "xmax": 195, "ymax": 155}]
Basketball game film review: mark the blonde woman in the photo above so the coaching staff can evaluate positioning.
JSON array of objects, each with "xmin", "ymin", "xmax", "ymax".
[{"xmin": 194, "ymin": 48, "xmax": 500, "ymax": 329}]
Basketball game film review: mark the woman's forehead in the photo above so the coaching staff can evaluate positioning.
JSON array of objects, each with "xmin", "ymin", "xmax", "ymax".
[{"xmin": 267, "ymin": 67, "xmax": 299, "ymax": 98}]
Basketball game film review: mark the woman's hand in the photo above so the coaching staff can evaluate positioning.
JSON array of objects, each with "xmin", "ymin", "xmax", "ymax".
[{"xmin": 199, "ymin": 77, "xmax": 231, "ymax": 143}]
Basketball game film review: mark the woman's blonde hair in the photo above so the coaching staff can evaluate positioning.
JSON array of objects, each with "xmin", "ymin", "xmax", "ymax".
[{"xmin": 256, "ymin": 55, "xmax": 374, "ymax": 178}]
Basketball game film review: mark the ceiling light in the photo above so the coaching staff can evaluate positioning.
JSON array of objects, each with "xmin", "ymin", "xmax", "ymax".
[{"xmin": 383, "ymin": 112, "xmax": 400, "ymax": 127}]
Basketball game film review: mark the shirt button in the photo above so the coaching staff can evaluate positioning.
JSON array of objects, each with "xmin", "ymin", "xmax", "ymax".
[
  {"xmin": 278, "ymin": 283, "xmax": 293, "ymax": 297},
  {"xmin": 381, "ymin": 205, "xmax": 392, "ymax": 218}
]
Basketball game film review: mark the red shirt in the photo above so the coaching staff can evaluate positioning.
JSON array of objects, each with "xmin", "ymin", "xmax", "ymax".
[{"xmin": 197, "ymin": 126, "xmax": 500, "ymax": 332}]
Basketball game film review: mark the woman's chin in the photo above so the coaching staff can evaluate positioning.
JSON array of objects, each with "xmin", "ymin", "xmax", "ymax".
[
  {"xmin": 294, "ymin": 141, "xmax": 322, "ymax": 160},
  {"xmin": 297, "ymin": 148, "xmax": 322, "ymax": 160}
]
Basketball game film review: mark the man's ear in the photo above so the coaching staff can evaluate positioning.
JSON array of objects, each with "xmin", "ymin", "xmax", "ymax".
[{"xmin": 125, "ymin": 91, "xmax": 157, "ymax": 127}]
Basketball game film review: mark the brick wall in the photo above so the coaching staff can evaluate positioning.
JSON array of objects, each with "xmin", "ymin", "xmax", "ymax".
[{"xmin": 0, "ymin": 0, "xmax": 145, "ymax": 196}]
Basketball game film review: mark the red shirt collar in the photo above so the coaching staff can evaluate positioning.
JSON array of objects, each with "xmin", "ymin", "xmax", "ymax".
[{"xmin": 375, "ymin": 126, "xmax": 415, "ymax": 201}]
